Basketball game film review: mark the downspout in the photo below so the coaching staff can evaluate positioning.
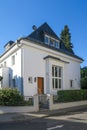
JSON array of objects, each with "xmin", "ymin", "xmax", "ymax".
[{"xmin": 16, "ymin": 39, "xmax": 24, "ymax": 95}]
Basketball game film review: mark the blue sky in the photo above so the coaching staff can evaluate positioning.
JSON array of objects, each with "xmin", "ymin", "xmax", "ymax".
[{"xmin": 0, "ymin": 0, "xmax": 87, "ymax": 67}]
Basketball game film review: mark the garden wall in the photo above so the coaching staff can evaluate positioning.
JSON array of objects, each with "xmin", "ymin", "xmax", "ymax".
[
  {"xmin": 49, "ymin": 94, "xmax": 87, "ymax": 110},
  {"xmin": 0, "ymin": 95, "xmax": 39, "ymax": 113}
]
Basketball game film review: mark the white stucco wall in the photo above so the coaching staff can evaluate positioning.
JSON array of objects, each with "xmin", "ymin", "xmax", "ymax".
[
  {"xmin": 0, "ymin": 67, "xmax": 10, "ymax": 88},
  {"xmin": 21, "ymin": 40, "xmax": 82, "ymax": 96},
  {"xmin": 0, "ymin": 40, "xmax": 82, "ymax": 96},
  {"xmin": 0, "ymin": 45, "xmax": 22, "ymax": 93}
]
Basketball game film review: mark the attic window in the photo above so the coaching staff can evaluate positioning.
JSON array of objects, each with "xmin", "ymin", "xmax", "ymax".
[
  {"xmin": 44, "ymin": 36, "xmax": 49, "ymax": 45},
  {"xmin": 44, "ymin": 35, "xmax": 60, "ymax": 49}
]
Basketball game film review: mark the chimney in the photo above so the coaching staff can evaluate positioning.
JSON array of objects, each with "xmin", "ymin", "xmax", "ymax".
[{"xmin": 32, "ymin": 25, "xmax": 37, "ymax": 31}]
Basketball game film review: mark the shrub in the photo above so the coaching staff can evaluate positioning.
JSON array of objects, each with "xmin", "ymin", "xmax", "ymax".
[
  {"xmin": 57, "ymin": 89, "xmax": 87, "ymax": 103},
  {"xmin": 81, "ymin": 76, "xmax": 87, "ymax": 89},
  {"xmin": 0, "ymin": 88, "xmax": 24, "ymax": 106},
  {"xmin": 0, "ymin": 88, "xmax": 33, "ymax": 106}
]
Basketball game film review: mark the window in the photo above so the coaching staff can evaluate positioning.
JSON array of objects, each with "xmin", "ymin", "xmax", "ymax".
[
  {"xmin": 4, "ymin": 61, "xmax": 7, "ymax": 67},
  {"xmin": 52, "ymin": 65, "xmax": 62, "ymax": 89},
  {"xmin": 1, "ymin": 64, "xmax": 3, "ymax": 67},
  {"xmin": 28, "ymin": 77, "xmax": 33, "ymax": 83},
  {"xmin": 44, "ymin": 35, "xmax": 60, "ymax": 49},
  {"xmin": 11, "ymin": 55, "xmax": 15, "ymax": 65},
  {"xmin": 55, "ymin": 41, "xmax": 60, "ymax": 48},
  {"xmin": 70, "ymin": 80, "xmax": 73, "ymax": 88},
  {"xmin": 44, "ymin": 36, "xmax": 49, "ymax": 44}
]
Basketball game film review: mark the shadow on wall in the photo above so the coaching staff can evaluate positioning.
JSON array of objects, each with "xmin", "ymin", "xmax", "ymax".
[
  {"xmin": 9, "ymin": 68, "xmax": 24, "ymax": 94},
  {"xmin": 7, "ymin": 68, "xmax": 23, "ymax": 94},
  {"xmin": 13, "ymin": 75, "xmax": 23, "ymax": 95}
]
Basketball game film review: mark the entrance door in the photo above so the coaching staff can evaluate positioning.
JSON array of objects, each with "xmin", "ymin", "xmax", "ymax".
[{"xmin": 37, "ymin": 77, "xmax": 44, "ymax": 95}]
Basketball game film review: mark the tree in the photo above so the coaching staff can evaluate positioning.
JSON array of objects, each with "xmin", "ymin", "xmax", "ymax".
[
  {"xmin": 81, "ymin": 66, "xmax": 87, "ymax": 89},
  {"xmin": 60, "ymin": 25, "xmax": 74, "ymax": 53}
]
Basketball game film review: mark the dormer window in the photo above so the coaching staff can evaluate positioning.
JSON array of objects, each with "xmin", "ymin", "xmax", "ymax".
[
  {"xmin": 44, "ymin": 36, "xmax": 49, "ymax": 45},
  {"xmin": 44, "ymin": 35, "xmax": 60, "ymax": 49}
]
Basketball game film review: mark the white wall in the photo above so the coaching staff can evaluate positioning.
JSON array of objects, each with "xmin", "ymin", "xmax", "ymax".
[
  {"xmin": 0, "ymin": 46, "xmax": 22, "ymax": 93},
  {"xmin": 0, "ymin": 40, "xmax": 82, "ymax": 96},
  {"xmin": 0, "ymin": 67, "xmax": 10, "ymax": 88},
  {"xmin": 22, "ymin": 40, "xmax": 82, "ymax": 96}
]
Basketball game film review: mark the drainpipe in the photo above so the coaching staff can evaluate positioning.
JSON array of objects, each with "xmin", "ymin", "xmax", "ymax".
[{"xmin": 16, "ymin": 38, "xmax": 24, "ymax": 95}]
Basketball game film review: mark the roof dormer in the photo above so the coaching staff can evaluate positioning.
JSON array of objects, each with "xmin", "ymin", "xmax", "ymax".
[
  {"xmin": 4, "ymin": 41, "xmax": 14, "ymax": 51},
  {"xmin": 44, "ymin": 34, "xmax": 60, "ymax": 49}
]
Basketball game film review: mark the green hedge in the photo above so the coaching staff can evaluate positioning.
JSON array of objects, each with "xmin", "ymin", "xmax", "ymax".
[
  {"xmin": 0, "ymin": 88, "xmax": 33, "ymax": 106},
  {"xmin": 57, "ymin": 90, "xmax": 87, "ymax": 103}
]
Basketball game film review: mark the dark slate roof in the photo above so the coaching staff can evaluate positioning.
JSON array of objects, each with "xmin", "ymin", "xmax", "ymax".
[
  {"xmin": 26, "ymin": 22, "xmax": 72, "ymax": 53},
  {"xmin": 24, "ymin": 22, "xmax": 83, "ymax": 61},
  {"xmin": 27, "ymin": 22, "xmax": 60, "ymax": 42}
]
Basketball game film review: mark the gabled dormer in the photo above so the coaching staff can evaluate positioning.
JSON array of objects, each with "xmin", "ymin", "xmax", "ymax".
[
  {"xmin": 27, "ymin": 22, "xmax": 61, "ymax": 49},
  {"xmin": 4, "ymin": 40, "xmax": 14, "ymax": 51},
  {"xmin": 44, "ymin": 33, "xmax": 60, "ymax": 49},
  {"xmin": 26, "ymin": 22, "xmax": 75, "ymax": 55}
]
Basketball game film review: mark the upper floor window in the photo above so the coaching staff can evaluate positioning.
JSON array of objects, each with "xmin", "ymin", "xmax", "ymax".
[
  {"xmin": 11, "ymin": 55, "xmax": 15, "ymax": 65},
  {"xmin": 44, "ymin": 36, "xmax": 49, "ymax": 45},
  {"xmin": 44, "ymin": 35, "xmax": 60, "ymax": 49},
  {"xmin": 0, "ymin": 64, "xmax": 3, "ymax": 67},
  {"xmin": 4, "ymin": 61, "xmax": 7, "ymax": 67}
]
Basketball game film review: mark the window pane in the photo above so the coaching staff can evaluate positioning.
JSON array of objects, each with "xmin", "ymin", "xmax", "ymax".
[
  {"xmin": 59, "ymin": 79, "xmax": 61, "ymax": 88},
  {"xmin": 52, "ymin": 78, "xmax": 54, "ymax": 89},
  {"xmin": 45, "ymin": 36, "xmax": 49, "ymax": 44},
  {"xmin": 50, "ymin": 39, "xmax": 54, "ymax": 46},
  {"xmin": 55, "ymin": 66, "xmax": 57, "ymax": 77},
  {"xmin": 59, "ymin": 67, "xmax": 61, "ymax": 77},
  {"xmin": 55, "ymin": 41, "xmax": 59, "ymax": 48},
  {"xmin": 52, "ymin": 66, "xmax": 54, "ymax": 76},
  {"xmin": 55, "ymin": 79, "xmax": 58, "ymax": 88}
]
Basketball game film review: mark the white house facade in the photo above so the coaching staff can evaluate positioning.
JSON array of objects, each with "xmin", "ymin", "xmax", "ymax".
[{"xmin": 0, "ymin": 23, "xmax": 83, "ymax": 96}]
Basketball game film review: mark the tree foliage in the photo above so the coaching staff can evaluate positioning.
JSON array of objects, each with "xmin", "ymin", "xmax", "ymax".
[
  {"xmin": 60, "ymin": 25, "xmax": 74, "ymax": 53},
  {"xmin": 81, "ymin": 66, "xmax": 87, "ymax": 89}
]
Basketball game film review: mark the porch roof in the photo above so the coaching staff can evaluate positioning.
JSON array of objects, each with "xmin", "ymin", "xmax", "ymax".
[{"xmin": 44, "ymin": 55, "xmax": 69, "ymax": 64}]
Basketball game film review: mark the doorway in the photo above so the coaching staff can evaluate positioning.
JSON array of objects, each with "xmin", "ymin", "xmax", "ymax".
[{"xmin": 37, "ymin": 77, "xmax": 44, "ymax": 95}]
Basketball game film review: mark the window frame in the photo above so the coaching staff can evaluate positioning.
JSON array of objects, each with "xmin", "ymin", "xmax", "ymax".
[
  {"xmin": 52, "ymin": 65, "xmax": 62, "ymax": 90},
  {"xmin": 11, "ymin": 55, "xmax": 15, "ymax": 66},
  {"xmin": 70, "ymin": 80, "xmax": 73, "ymax": 88},
  {"xmin": 44, "ymin": 35, "xmax": 60, "ymax": 49}
]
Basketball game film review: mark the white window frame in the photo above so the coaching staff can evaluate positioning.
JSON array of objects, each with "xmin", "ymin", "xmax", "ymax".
[
  {"xmin": 52, "ymin": 65, "xmax": 62, "ymax": 89},
  {"xmin": 44, "ymin": 34, "xmax": 60, "ymax": 49}
]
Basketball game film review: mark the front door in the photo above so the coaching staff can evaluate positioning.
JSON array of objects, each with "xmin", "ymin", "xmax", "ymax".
[{"xmin": 37, "ymin": 77, "xmax": 44, "ymax": 95}]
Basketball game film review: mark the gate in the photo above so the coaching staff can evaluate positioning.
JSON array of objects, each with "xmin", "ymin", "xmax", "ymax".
[{"xmin": 39, "ymin": 94, "xmax": 49, "ymax": 109}]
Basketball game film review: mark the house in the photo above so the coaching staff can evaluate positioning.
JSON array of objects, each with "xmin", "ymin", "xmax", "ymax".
[{"xmin": 0, "ymin": 22, "xmax": 83, "ymax": 96}]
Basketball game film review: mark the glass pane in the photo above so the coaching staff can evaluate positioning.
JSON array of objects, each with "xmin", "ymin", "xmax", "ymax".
[
  {"xmin": 55, "ymin": 66, "xmax": 57, "ymax": 77},
  {"xmin": 50, "ymin": 39, "xmax": 54, "ymax": 46},
  {"xmin": 59, "ymin": 67, "xmax": 61, "ymax": 77},
  {"xmin": 55, "ymin": 41, "xmax": 59, "ymax": 48},
  {"xmin": 52, "ymin": 78, "xmax": 54, "ymax": 89},
  {"xmin": 52, "ymin": 66, "xmax": 54, "ymax": 77},
  {"xmin": 45, "ymin": 36, "xmax": 49, "ymax": 44},
  {"xmin": 59, "ymin": 79, "xmax": 61, "ymax": 88},
  {"xmin": 55, "ymin": 79, "xmax": 58, "ymax": 88}
]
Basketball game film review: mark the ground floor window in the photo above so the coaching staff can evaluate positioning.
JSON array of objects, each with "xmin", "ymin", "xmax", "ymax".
[
  {"xmin": 70, "ymin": 80, "xmax": 73, "ymax": 88},
  {"xmin": 52, "ymin": 65, "xmax": 62, "ymax": 89}
]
